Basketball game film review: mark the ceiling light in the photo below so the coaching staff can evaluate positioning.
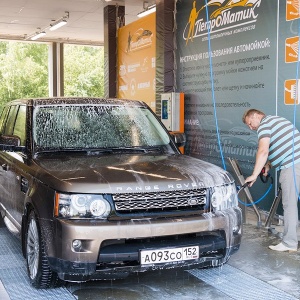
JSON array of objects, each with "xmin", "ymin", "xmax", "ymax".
[
  {"xmin": 25, "ymin": 11, "xmax": 69, "ymax": 41},
  {"xmin": 50, "ymin": 12, "xmax": 69, "ymax": 31},
  {"xmin": 30, "ymin": 31, "xmax": 46, "ymax": 40},
  {"xmin": 49, "ymin": 19, "xmax": 67, "ymax": 31},
  {"xmin": 137, "ymin": 3, "xmax": 156, "ymax": 18}
]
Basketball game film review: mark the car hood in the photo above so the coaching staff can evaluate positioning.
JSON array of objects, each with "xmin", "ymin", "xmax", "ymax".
[{"xmin": 32, "ymin": 154, "xmax": 234, "ymax": 193}]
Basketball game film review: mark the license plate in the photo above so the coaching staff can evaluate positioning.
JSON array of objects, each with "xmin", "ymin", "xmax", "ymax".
[{"xmin": 140, "ymin": 246, "xmax": 199, "ymax": 265}]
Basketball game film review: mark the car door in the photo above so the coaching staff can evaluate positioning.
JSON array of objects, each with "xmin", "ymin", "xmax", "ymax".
[{"xmin": 0, "ymin": 104, "xmax": 28, "ymax": 233}]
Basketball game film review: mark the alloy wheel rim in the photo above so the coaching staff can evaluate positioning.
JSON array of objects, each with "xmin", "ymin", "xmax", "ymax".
[{"xmin": 26, "ymin": 218, "xmax": 39, "ymax": 279}]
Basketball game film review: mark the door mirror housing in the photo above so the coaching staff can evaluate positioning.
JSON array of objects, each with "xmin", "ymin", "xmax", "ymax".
[
  {"xmin": 0, "ymin": 135, "xmax": 25, "ymax": 152},
  {"xmin": 170, "ymin": 132, "xmax": 186, "ymax": 148}
]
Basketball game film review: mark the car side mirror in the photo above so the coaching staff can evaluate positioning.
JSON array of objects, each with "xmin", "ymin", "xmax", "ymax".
[
  {"xmin": 170, "ymin": 132, "xmax": 186, "ymax": 148},
  {"xmin": 0, "ymin": 135, "xmax": 25, "ymax": 152}
]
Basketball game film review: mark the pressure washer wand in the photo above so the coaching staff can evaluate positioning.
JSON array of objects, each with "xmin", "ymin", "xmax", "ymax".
[{"xmin": 237, "ymin": 182, "xmax": 250, "ymax": 195}]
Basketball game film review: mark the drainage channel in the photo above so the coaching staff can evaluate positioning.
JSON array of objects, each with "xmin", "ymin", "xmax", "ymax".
[
  {"xmin": 0, "ymin": 227, "xmax": 75, "ymax": 300},
  {"xmin": 187, "ymin": 265, "xmax": 298, "ymax": 300}
]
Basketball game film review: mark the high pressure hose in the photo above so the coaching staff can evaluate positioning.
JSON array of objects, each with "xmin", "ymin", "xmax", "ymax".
[
  {"xmin": 204, "ymin": 0, "xmax": 226, "ymax": 171},
  {"xmin": 204, "ymin": 1, "xmax": 272, "ymax": 205},
  {"xmin": 237, "ymin": 173, "xmax": 273, "ymax": 207}
]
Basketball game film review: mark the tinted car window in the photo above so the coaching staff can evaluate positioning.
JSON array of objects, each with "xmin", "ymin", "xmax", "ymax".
[
  {"xmin": 13, "ymin": 105, "xmax": 26, "ymax": 146},
  {"xmin": 0, "ymin": 106, "xmax": 10, "ymax": 134},
  {"xmin": 3, "ymin": 105, "xmax": 18, "ymax": 136}
]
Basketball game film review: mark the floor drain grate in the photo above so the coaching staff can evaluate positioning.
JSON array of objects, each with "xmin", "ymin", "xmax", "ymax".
[
  {"xmin": 187, "ymin": 265, "xmax": 297, "ymax": 300},
  {"xmin": 0, "ymin": 228, "xmax": 75, "ymax": 300}
]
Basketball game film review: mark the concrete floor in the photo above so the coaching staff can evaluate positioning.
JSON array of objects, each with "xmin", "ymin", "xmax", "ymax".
[{"xmin": 0, "ymin": 209, "xmax": 299, "ymax": 300}]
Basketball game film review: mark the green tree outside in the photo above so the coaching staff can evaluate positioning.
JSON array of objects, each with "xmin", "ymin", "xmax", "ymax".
[
  {"xmin": 64, "ymin": 44, "xmax": 104, "ymax": 97},
  {"xmin": 0, "ymin": 41, "xmax": 104, "ymax": 108},
  {"xmin": 0, "ymin": 41, "xmax": 48, "ymax": 106}
]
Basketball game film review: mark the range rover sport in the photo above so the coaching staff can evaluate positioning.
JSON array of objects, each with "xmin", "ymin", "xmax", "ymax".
[{"xmin": 0, "ymin": 97, "xmax": 242, "ymax": 288}]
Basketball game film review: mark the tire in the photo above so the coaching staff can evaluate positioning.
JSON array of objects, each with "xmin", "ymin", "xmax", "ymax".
[{"xmin": 25, "ymin": 210, "xmax": 61, "ymax": 288}]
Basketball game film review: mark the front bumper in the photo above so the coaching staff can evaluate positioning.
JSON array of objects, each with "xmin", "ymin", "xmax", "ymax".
[{"xmin": 45, "ymin": 207, "xmax": 242, "ymax": 282}]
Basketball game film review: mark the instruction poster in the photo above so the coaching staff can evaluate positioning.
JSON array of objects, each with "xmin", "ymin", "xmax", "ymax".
[{"xmin": 176, "ymin": 0, "xmax": 300, "ymax": 208}]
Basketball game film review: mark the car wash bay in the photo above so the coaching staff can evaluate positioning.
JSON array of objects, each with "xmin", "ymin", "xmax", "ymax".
[
  {"xmin": 0, "ymin": 213, "xmax": 299, "ymax": 300},
  {"xmin": 0, "ymin": 1, "xmax": 300, "ymax": 300}
]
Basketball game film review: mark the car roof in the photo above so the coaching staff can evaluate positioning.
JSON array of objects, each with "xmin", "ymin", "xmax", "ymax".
[{"xmin": 5, "ymin": 97, "xmax": 147, "ymax": 108}]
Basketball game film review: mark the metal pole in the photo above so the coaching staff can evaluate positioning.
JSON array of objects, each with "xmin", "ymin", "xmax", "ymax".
[
  {"xmin": 227, "ymin": 158, "xmax": 262, "ymax": 227},
  {"xmin": 265, "ymin": 188, "xmax": 282, "ymax": 228}
]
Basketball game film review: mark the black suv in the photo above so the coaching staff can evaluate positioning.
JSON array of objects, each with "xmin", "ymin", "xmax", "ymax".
[{"xmin": 0, "ymin": 97, "xmax": 242, "ymax": 288}]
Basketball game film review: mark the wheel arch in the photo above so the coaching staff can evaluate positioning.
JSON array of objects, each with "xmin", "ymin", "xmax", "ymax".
[
  {"xmin": 24, "ymin": 208, "xmax": 61, "ymax": 288},
  {"xmin": 21, "ymin": 182, "xmax": 56, "ymax": 259},
  {"xmin": 21, "ymin": 202, "xmax": 35, "ymax": 257}
]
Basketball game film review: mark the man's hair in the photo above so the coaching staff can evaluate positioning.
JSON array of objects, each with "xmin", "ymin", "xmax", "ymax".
[{"xmin": 242, "ymin": 109, "xmax": 265, "ymax": 124}]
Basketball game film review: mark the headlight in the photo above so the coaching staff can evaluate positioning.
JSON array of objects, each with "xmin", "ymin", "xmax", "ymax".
[
  {"xmin": 55, "ymin": 193, "xmax": 111, "ymax": 219},
  {"xmin": 211, "ymin": 183, "xmax": 238, "ymax": 211}
]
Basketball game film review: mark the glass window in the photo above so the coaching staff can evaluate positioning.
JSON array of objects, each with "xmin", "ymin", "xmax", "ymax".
[
  {"xmin": 13, "ymin": 105, "xmax": 27, "ymax": 146},
  {"xmin": 0, "ymin": 41, "xmax": 48, "ymax": 106},
  {"xmin": 3, "ymin": 105, "xmax": 18, "ymax": 136},
  {"xmin": 64, "ymin": 44, "xmax": 104, "ymax": 97},
  {"xmin": 0, "ymin": 106, "xmax": 10, "ymax": 135},
  {"xmin": 33, "ymin": 104, "xmax": 171, "ymax": 152}
]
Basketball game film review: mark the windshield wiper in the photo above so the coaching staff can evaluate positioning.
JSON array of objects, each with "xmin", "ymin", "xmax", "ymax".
[
  {"xmin": 109, "ymin": 146, "xmax": 163, "ymax": 153},
  {"xmin": 34, "ymin": 146, "xmax": 164, "ymax": 157},
  {"xmin": 34, "ymin": 148, "xmax": 114, "ymax": 157}
]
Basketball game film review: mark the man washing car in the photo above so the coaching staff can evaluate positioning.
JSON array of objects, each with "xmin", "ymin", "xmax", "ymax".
[{"xmin": 242, "ymin": 108, "xmax": 300, "ymax": 252}]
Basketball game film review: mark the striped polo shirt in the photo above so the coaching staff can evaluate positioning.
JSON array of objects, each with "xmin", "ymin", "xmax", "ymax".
[{"xmin": 257, "ymin": 115, "xmax": 300, "ymax": 170}]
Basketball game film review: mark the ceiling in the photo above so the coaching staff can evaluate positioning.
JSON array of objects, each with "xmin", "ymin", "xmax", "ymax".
[{"xmin": 0, "ymin": 0, "xmax": 148, "ymax": 45}]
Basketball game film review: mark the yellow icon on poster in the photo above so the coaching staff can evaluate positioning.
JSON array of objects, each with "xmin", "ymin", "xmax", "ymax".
[
  {"xmin": 285, "ymin": 79, "xmax": 300, "ymax": 105},
  {"xmin": 286, "ymin": 0, "xmax": 300, "ymax": 21},
  {"xmin": 286, "ymin": 36, "xmax": 299, "ymax": 63}
]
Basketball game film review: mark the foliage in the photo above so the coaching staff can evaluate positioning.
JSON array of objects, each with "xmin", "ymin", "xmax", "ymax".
[
  {"xmin": 0, "ymin": 42, "xmax": 48, "ymax": 106},
  {"xmin": 0, "ymin": 41, "xmax": 104, "ymax": 108},
  {"xmin": 64, "ymin": 44, "xmax": 104, "ymax": 97}
]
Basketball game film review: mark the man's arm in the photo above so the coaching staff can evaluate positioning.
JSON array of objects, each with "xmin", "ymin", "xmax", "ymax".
[{"xmin": 245, "ymin": 136, "xmax": 270, "ymax": 187}]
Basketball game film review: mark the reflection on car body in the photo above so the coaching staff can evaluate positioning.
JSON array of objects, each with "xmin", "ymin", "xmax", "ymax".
[{"xmin": 0, "ymin": 97, "xmax": 242, "ymax": 288}]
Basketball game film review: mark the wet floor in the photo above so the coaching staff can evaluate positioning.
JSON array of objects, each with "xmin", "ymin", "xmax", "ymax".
[
  {"xmin": 0, "ymin": 211, "xmax": 300, "ymax": 300},
  {"xmin": 66, "ymin": 221, "xmax": 300, "ymax": 300},
  {"xmin": 68, "ymin": 269, "xmax": 228, "ymax": 300}
]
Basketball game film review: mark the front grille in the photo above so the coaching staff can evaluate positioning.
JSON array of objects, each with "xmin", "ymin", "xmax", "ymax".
[{"xmin": 112, "ymin": 189, "xmax": 207, "ymax": 213}]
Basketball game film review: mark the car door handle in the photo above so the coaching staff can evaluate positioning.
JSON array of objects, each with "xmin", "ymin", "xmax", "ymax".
[
  {"xmin": 21, "ymin": 177, "xmax": 29, "ymax": 193},
  {"xmin": 1, "ymin": 164, "xmax": 8, "ymax": 171}
]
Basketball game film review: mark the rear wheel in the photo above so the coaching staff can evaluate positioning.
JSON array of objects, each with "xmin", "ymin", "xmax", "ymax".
[{"xmin": 25, "ymin": 210, "xmax": 61, "ymax": 288}]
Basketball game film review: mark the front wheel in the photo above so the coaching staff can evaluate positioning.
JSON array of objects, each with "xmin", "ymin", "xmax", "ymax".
[{"xmin": 25, "ymin": 210, "xmax": 60, "ymax": 288}]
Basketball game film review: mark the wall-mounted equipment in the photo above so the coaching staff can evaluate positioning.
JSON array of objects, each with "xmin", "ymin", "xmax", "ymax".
[
  {"xmin": 161, "ymin": 93, "xmax": 185, "ymax": 153},
  {"xmin": 161, "ymin": 92, "xmax": 184, "ymax": 132}
]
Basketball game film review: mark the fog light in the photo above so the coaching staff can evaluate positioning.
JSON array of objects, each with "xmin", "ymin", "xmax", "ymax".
[{"xmin": 72, "ymin": 239, "xmax": 82, "ymax": 250}]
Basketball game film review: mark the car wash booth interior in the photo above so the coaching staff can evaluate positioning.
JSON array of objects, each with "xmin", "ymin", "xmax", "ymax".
[{"xmin": 0, "ymin": 0, "xmax": 299, "ymax": 299}]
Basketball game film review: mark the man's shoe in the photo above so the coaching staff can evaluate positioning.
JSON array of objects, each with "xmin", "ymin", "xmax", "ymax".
[{"xmin": 269, "ymin": 242, "xmax": 297, "ymax": 252}]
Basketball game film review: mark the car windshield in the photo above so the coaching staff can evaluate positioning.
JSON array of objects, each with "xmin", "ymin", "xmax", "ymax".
[{"xmin": 32, "ymin": 104, "xmax": 173, "ymax": 153}]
